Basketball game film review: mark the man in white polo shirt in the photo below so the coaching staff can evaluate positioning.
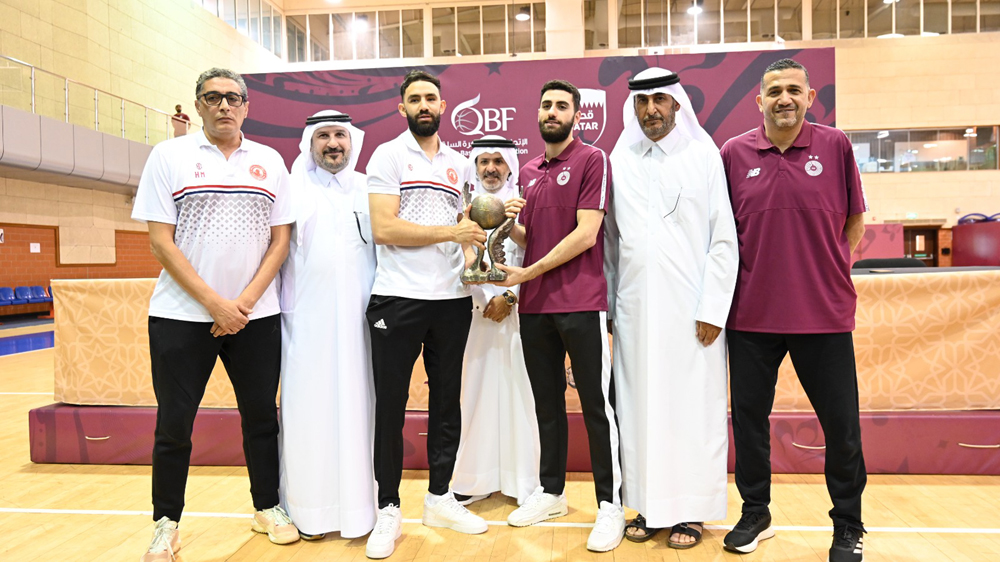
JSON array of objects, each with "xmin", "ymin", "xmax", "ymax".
[
  {"xmin": 131, "ymin": 67, "xmax": 298, "ymax": 562},
  {"xmin": 364, "ymin": 69, "xmax": 488, "ymax": 559}
]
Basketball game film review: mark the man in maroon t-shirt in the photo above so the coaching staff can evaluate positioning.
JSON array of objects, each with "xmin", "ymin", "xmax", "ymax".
[
  {"xmin": 172, "ymin": 104, "xmax": 190, "ymax": 137},
  {"xmin": 719, "ymin": 59, "xmax": 868, "ymax": 562},
  {"xmin": 492, "ymin": 79, "xmax": 624, "ymax": 553}
]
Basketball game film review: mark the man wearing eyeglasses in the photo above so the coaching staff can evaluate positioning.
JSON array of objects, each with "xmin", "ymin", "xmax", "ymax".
[
  {"xmin": 132, "ymin": 67, "xmax": 298, "ymax": 562},
  {"xmin": 605, "ymin": 67, "xmax": 738, "ymax": 551},
  {"xmin": 277, "ymin": 110, "xmax": 377, "ymax": 541}
]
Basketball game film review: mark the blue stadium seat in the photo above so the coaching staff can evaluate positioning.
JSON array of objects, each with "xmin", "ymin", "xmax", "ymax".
[
  {"xmin": 7, "ymin": 287, "xmax": 31, "ymax": 304},
  {"xmin": 7, "ymin": 287, "xmax": 28, "ymax": 305},
  {"xmin": 29, "ymin": 286, "xmax": 52, "ymax": 303}
]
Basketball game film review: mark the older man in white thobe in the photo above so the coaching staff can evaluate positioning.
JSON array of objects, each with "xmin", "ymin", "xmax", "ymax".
[
  {"xmin": 278, "ymin": 110, "xmax": 377, "ymax": 540},
  {"xmin": 451, "ymin": 136, "xmax": 540, "ymax": 507},
  {"xmin": 605, "ymin": 68, "xmax": 738, "ymax": 549}
]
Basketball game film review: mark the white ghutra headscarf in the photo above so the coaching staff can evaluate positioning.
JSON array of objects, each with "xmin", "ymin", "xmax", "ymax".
[
  {"xmin": 466, "ymin": 135, "xmax": 520, "ymax": 203},
  {"xmin": 613, "ymin": 67, "xmax": 716, "ymax": 154},
  {"xmin": 290, "ymin": 109, "xmax": 365, "ymax": 178}
]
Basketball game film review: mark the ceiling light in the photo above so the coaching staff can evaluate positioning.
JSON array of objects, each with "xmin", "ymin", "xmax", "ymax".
[
  {"xmin": 877, "ymin": 131, "xmax": 889, "ymax": 139},
  {"xmin": 877, "ymin": 33, "xmax": 904, "ymax": 38},
  {"xmin": 687, "ymin": 5, "xmax": 703, "ymax": 15},
  {"xmin": 923, "ymin": 143, "xmax": 937, "ymax": 148},
  {"xmin": 515, "ymin": 6, "xmax": 531, "ymax": 21}
]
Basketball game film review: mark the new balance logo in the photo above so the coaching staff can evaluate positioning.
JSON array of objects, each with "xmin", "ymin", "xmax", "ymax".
[
  {"xmin": 374, "ymin": 319, "xmax": 387, "ymax": 330},
  {"xmin": 746, "ymin": 168, "xmax": 761, "ymax": 178}
]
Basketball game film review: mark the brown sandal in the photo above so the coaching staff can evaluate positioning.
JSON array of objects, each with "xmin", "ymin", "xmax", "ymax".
[
  {"xmin": 667, "ymin": 522, "xmax": 703, "ymax": 549},
  {"xmin": 624, "ymin": 514, "xmax": 664, "ymax": 543}
]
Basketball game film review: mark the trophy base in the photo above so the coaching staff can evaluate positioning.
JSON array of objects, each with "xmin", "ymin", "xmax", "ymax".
[
  {"xmin": 487, "ymin": 268, "xmax": 507, "ymax": 282},
  {"xmin": 461, "ymin": 268, "xmax": 489, "ymax": 285}
]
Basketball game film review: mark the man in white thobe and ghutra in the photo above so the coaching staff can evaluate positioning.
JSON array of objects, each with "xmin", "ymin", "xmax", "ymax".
[
  {"xmin": 451, "ymin": 136, "xmax": 540, "ymax": 507},
  {"xmin": 605, "ymin": 67, "xmax": 739, "ymax": 549},
  {"xmin": 278, "ymin": 110, "xmax": 377, "ymax": 540}
]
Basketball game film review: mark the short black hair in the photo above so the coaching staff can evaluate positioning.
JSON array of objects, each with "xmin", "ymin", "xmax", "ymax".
[
  {"xmin": 400, "ymin": 69, "xmax": 441, "ymax": 100},
  {"xmin": 540, "ymin": 79, "xmax": 580, "ymax": 113},
  {"xmin": 761, "ymin": 58, "xmax": 810, "ymax": 90}
]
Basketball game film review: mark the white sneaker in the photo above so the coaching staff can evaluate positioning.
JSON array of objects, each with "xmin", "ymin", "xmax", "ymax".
[
  {"xmin": 587, "ymin": 501, "xmax": 625, "ymax": 552},
  {"xmin": 422, "ymin": 492, "xmax": 488, "ymax": 534},
  {"xmin": 139, "ymin": 517, "xmax": 181, "ymax": 562},
  {"xmin": 366, "ymin": 504, "xmax": 402, "ymax": 559},
  {"xmin": 506, "ymin": 486, "xmax": 568, "ymax": 527}
]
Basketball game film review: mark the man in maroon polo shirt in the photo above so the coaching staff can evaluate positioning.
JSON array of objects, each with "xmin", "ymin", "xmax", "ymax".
[
  {"xmin": 719, "ymin": 59, "xmax": 868, "ymax": 562},
  {"xmin": 493, "ymin": 79, "xmax": 624, "ymax": 553}
]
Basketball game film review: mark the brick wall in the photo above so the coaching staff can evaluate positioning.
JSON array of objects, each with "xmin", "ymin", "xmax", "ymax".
[{"xmin": 0, "ymin": 224, "xmax": 161, "ymax": 316}]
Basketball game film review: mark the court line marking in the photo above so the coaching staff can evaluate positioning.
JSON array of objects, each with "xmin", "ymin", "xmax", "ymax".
[{"xmin": 1, "ymin": 508, "xmax": 999, "ymax": 534}]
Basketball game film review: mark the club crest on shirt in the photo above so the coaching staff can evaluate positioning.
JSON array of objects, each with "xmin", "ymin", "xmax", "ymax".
[
  {"xmin": 447, "ymin": 168, "xmax": 459, "ymax": 184},
  {"xmin": 557, "ymin": 170, "xmax": 571, "ymax": 185},
  {"xmin": 249, "ymin": 165, "xmax": 267, "ymax": 181},
  {"xmin": 746, "ymin": 167, "xmax": 761, "ymax": 179},
  {"xmin": 805, "ymin": 156, "xmax": 823, "ymax": 177}
]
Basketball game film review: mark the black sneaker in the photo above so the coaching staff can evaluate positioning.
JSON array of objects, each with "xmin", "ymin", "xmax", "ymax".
[
  {"xmin": 828, "ymin": 526, "xmax": 864, "ymax": 562},
  {"xmin": 724, "ymin": 511, "xmax": 775, "ymax": 554}
]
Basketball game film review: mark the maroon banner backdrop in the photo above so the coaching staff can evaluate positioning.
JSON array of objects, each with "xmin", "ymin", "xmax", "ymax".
[{"xmin": 242, "ymin": 48, "xmax": 835, "ymax": 171}]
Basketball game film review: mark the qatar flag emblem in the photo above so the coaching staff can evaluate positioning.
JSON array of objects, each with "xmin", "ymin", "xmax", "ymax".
[{"xmin": 575, "ymin": 88, "xmax": 607, "ymax": 145}]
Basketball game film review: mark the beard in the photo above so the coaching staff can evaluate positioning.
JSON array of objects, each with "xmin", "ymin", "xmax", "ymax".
[
  {"xmin": 770, "ymin": 104, "xmax": 802, "ymax": 129},
  {"xmin": 640, "ymin": 111, "xmax": 676, "ymax": 141},
  {"xmin": 479, "ymin": 173, "xmax": 505, "ymax": 193},
  {"xmin": 539, "ymin": 117, "xmax": 574, "ymax": 144},
  {"xmin": 407, "ymin": 110, "xmax": 441, "ymax": 137},
  {"xmin": 313, "ymin": 147, "xmax": 352, "ymax": 174}
]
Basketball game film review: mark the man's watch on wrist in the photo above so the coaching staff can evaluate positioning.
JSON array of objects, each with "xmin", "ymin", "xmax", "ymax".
[{"xmin": 503, "ymin": 290, "xmax": 518, "ymax": 307}]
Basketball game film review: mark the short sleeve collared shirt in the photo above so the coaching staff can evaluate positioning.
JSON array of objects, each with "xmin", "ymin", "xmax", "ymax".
[
  {"xmin": 131, "ymin": 131, "xmax": 293, "ymax": 322},
  {"xmin": 366, "ymin": 130, "xmax": 471, "ymax": 300},
  {"xmin": 720, "ymin": 121, "xmax": 868, "ymax": 333},
  {"xmin": 518, "ymin": 138, "xmax": 611, "ymax": 314}
]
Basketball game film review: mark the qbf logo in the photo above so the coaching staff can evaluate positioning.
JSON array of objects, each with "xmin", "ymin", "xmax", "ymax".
[
  {"xmin": 574, "ymin": 89, "xmax": 607, "ymax": 145},
  {"xmin": 451, "ymin": 94, "xmax": 516, "ymax": 136}
]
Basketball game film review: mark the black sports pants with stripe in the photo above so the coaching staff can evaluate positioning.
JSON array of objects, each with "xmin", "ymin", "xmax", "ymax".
[
  {"xmin": 148, "ymin": 315, "xmax": 282, "ymax": 523},
  {"xmin": 728, "ymin": 330, "xmax": 867, "ymax": 530},
  {"xmin": 367, "ymin": 295, "xmax": 473, "ymax": 509},
  {"xmin": 520, "ymin": 311, "xmax": 622, "ymax": 507}
]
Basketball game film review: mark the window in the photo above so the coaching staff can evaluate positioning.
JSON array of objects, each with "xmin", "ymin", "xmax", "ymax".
[
  {"xmin": 777, "ymin": 0, "xmax": 802, "ymax": 40},
  {"xmin": 584, "ymin": 0, "xmax": 610, "ymax": 49},
  {"xmin": 724, "ymin": 0, "xmax": 749, "ymax": 42},
  {"xmin": 402, "ymin": 10, "xmax": 424, "ymax": 57},
  {"xmin": 199, "ymin": 0, "xmax": 282, "ymax": 57},
  {"xmin": 924, "ymin": 0, "xmax": 950, "ymax": 34},
  {"xmin": 839, "ymin": 0, "xmax": 865, "ymax": 38},
  {"xmin": 750, "ymin": 0, "xmax": 776, "ymax": 41},
  {"xmin": 848, "ymin": 127, "xmax": 1000, "ymax": 173},
  {"xmin": 953, "ymin": 0, "xmax": 979, "ymax": 33},
  {"xmin": 982, "ymin": 0, "xmax": 1000, "ymax": 31},
  {"xmin": 508, "ymin": 3, "xmax": 533, "ymax": 53},
  {"xmin": 483, "ymin": 5, "xmax": 507, "ymax": 54},
  {"xmin": 813, "ymin": 0, "xmax": 838, "ymax": 39},
  {"xmin": 867, "ymin": 0, "xmax": 893, "ymax": 37},
  {"xmin": 379, "ymin": 10, "xmax": 402, "ymax": 59},
  {"xmin": 619, "ymin": 0, "xmax": 642, "ymax": 47}
]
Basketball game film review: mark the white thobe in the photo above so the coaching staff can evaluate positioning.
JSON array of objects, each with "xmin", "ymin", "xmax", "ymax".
[
  {"xmin": 278, "ymin": 166, "xmax": 377, "ymax": 537},
  {"xmin": 452, "ymin": 197, "xmax": 540, "ymax": 505},
  {"xmin": 606, "ymin": 131, "xmax": 738, "ymax": 527}
]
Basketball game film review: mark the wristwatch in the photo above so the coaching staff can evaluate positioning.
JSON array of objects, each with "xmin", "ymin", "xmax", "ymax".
[{"xmin": 503, "ymin": 290, "xmax": 518, "ymax": 306}]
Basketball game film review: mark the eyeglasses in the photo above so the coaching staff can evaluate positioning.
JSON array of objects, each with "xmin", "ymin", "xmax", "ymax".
[{"xmin": 199, "ymin": 91, "xmax": 247, "ymax": 107}]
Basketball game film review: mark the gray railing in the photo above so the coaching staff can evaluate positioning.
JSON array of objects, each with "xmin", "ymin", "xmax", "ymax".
[{"xmin": 0, "ymin": 54, "xmax": 199, "ymax": 145}]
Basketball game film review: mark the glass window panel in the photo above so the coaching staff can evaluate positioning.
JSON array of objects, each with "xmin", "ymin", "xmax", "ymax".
[
  {"xmin": 584, "ymin": 0, "xmax": 610, "ymax": 49},
  {"xmin": 699, "ymin": 0, "xmax": 722, "ymax": 43},
  {"xmin": 249, "ymin": 0, "xmax": 260, "ymax": 43},
  {"xmin": 777, "ymin": 0, "xmax": 802, "ymax": 40},
  {"xmin": 867, "ymin": 0, "xmax": 892, "ymax": 37},
  {"xmin": 483, "ymin": 5, "xmax": 507, "ymax": 54},
  {"xmin": 309, "ymin": 14, "xmax": 331, "ymax": 61},
  {"xmin": 457, "ymin": 6, "xmax": 482, "ymax": 56},
  {"xmin": 287, "ymin": 15, "xmax": 307, "ymax": 62},
  {"xmin": 645, "ymin": 0, "xmax": 668, "ymax": 47},
  {"xmin": 750, "ymin": 0, "xmax": 776, "ymax": 41},
  {"xmin": 672, "ymin": 0, "xmax": 698, "ymax": 45},
  {"xmin": 402, "ymin": 9, "xmax": 423, "ymax": 58},
  {"xmin": 509, "ymin": 3, "xmax": 532, "ymax": 53},
  {"xmin": 236, "ymin": 0, "xmax": 248, "ymax": 33},
  {"xmin": 261, "ymin": 5, "xmax": 272, "ymax": 52},
  {"xmin": 813, "ymin": 0, "xmax": 837, "ymax": 38},
  {"xmin": 433, "ymin": 7, "xmax": 456, "ymax": 56},
  {"xmin": 952, "ymin": 0, "xmax": 978, "ymax": 33},
  {"xmin": 205, "ymin": 0, "xmax": 219, "ymax": 17},
  {"xmin": 332, "ymin": 14, "xmax": 352, "ymax": 60},
  {"xmin": 223, "ymin": 0, "xmax": 236, "ymax": 28},
  {"xmin": 379, "ymin": 10, "xmax": 401, "ymax": 59},
  {"xmin": 355, "ymin": 12, "xmax": 376, "ymax": 59},
  {"xmin": 969, "ymin": 126, "xmax": 999, "ymax": 170},
  {"xmin": 839, "ymin": 0, "xmax": 865, "ymax": 38},
  {"xmin": 533, "ymin": 2, "xmax": 546, "ymax": 51},
  {"xmin": 896, "ymin": 0, "xmax": 920, "ymax": 35},
  {"xmin": 982, "ymin": 0, "xmax": 1000, "ymax": 32},
  {"xmin": 923, "ymin": 0, "xmax": 949, "ymax": 34},
  {"xmin": 724, "ymin": 0, "xmax": 749, "ymax": 42},
  {"xmin": 273, "ymin": 12, "xmax": 282, "ymax": 56},
  {"xmin": 618, "ymin": 0, "xmax": 642, "ymax": 48}
]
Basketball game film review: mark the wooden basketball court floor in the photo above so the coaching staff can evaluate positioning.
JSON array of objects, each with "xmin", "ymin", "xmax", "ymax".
[{"xmin": 2, "ymin": 323, "xmax": 999, "ymax": 561}]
